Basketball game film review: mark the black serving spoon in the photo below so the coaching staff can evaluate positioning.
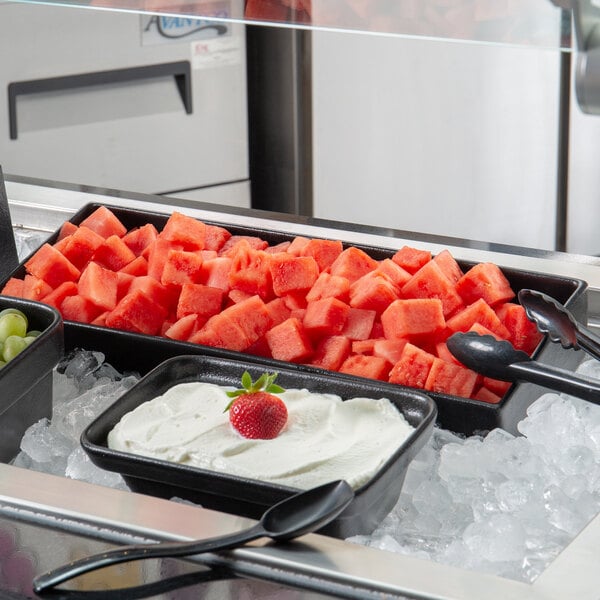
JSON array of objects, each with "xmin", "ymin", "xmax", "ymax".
[
  {"xmin": 33, "ymin": 479, "xmax": 354, "ymax": 594},
  {"xmin": 518, "ymin": 288, "xmax": 600, "ymax": 361},
  {"xmin": 446, "ymin": 331, "xmax": 600, "ymax": 404}
]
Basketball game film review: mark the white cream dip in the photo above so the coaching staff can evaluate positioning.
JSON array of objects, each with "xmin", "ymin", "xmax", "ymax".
[{"xmin": 107, "ymin": 382, "xmax": 415, "ymax": 490}]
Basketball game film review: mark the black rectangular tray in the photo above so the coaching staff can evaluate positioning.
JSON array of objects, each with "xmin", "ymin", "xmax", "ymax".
[
  {"xmin": 3, "ymin": 202, "xmax": 588, "ymax": 436},
  {"xmin": 81, "ymin": 354, "xmax": 436, "ymax": 539}
]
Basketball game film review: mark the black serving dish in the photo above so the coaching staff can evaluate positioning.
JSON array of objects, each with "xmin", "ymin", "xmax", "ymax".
[
  {"xmin": 81, "ymin": 354, "xmax": 436, "ymax": 539},
  {"xmin": 1, "ymin": 202, "xmax": 589, "ymax": 437},
  {"xmin": 0, "ymin": 296, "xmax": 63, "ymax": 462}
]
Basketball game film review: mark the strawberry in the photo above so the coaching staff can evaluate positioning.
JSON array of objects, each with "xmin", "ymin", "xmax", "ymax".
[{"xmin": 225, "ymin": 371, "xmax": 287, "ymax": 439}]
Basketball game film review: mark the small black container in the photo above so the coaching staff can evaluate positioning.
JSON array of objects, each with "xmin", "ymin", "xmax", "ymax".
[
  {"xmin": 81, "ymin": 354, "xmax": 437, "ymax": 539},
  {"xmin": 0, "ymin": 296, "xmax": 63, "ymax": 462},
  {"xmin": 3, "ymin": 202, "xmax": 588, "ymax": 436}
]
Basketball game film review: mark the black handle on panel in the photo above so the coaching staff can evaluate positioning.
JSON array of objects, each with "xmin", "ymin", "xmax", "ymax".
[
  {"xmin": 8, "ymin": 60, "xmax": 193, "ymax": 140},
  {"xmin": 0, "ymin": 166, "xmax": 19, "ymax": 283}
]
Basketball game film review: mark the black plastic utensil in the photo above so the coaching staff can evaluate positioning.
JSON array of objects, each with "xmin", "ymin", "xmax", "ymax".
[
  {"xmin": 518, "ymin": 288, "xmax": 600, "ymax": 361},
  {"xmin": 446, "ymin": 331, "xmax": 600, "ymax": 404},
  {"xmin": 33, "ymin": 479, "xmax": 354, "ymax": 594}
]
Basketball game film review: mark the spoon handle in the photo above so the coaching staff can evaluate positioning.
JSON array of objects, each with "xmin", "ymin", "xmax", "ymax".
[
  {"xmin": 33, "ymin": 522, "xmax": 264, "ymax": 593},
  {"xmin": 510, "ymin": 361, "xmax": 600, "ymax": 404}
]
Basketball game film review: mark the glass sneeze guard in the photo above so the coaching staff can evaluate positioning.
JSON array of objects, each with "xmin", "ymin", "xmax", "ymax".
[{"xmin": 3, "ymin": 0, "xmax": 571, "ymax": 50}]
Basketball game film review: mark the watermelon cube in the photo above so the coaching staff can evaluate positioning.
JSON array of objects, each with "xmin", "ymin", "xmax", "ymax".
[
  {"xmin": 60, "ymin": 226, "xmax": 104, "ymax": 270},
  {"xmin": 372, "ymin": 338, "xmax": 408, "ymax": 365},
  {"xmin": 329, "ymin": 247, "xmax": 378, "ymax": 283},
  {"xmin": 57, "ymin": 220, "xmax": 78, "ymax": 241},
  {"xmin": 220, "ymin": 235, "xmax": 268, "ymax": 256},
  {"xmin": 299, "ymin": 238, "xmax": 343, "ymax": 271},
  {"xmin": 305, "ymin": 272, "xmax": 350, "ymax": 303},
  {"xmin": 456, "ymin": 262, "xmax": 515, "ymax": 306},
  {"xmin": 164, "ymin": 313, "xmax": 204, "ymax": 342},
  {"xmin": 424, "ymin": 358, "xmax": 478, "ymax": 397},
  {"xmin": 401, "ymin": 260, "xmax": 464, "ymax": 318},
  {"xmin": 381, "ymin": 298, "xmax": 446, "ymax": 340},
  {"xmin": 375, "ymin": 259, "xmax": 412, "ymax": 288},
  {"xmin": 432, "ymin": 249, "xmax": 464, "ymax": 284},
  {"xmin": 269, "ymin": 254, "xmax": 319, "ymax": 296},
  {"xmin": 339, "ymin": 354, "xmax": 391, "ymax": 381},
  {"xmin": 105, "ymin": 289, "xmax": 168, "ymax": 336},
  {"xmin": 496, "ymin": 302, "xmax": 543, "ymax": 354},
  {"xmin": 303, "ymin": 297, "xmax": 351, "ymax": 337},
  {"xmin": 391, "ymin": 245, "xmax": 431, "ymax": 274},
  {"xmin": 42, "ymin": 281, "xmax": 78, "ymax": 310},
  {"xmin": 78, "ymin": 261, "xmax": 119, "ymax": 311},
  {"xmin": 25, "ymin": 244, "xmax": 81, "ymax": 288},
  {"xmin": 1, "ymin": 278, "xmax": 25, "ymax": 298},
  {"xmin": 190, "ymin": 314, "xmax": 251, "ymax": 351},
  {"xmin": 176, "ymin": 283, "xmax": 224, "ymax": 320},
  {"xmin": 79, "ymin": 206, "xmax": 127, "ymax": 239},
  {"xmin": 119, "ymin": 255, "xmax": 148, "ymax": 277},
  {"xmin": 122, "ymin": 223, "xmax": 159, "ymax": 257},
  {"xmin": 161, "ymin": 249, "xmax": 203, "ymax": 286},
  {"xmin": 160, "ymin": 211, "xmax": 207, "ymax": 251},
  {"xmin": 199, "ymin": 256, "xmax": 233, "ymax": 292},
  {"xmin": 265, "ymin": 317, "xmax": 314, "ymax": 363},
  {"xmin": 204, "ymin": 224, "xmax": 232, "ymax": 252},
  {"xmin": 446, "ymin": 298, "xmax": 510, "ymax": 339},
  {"xmin": 60, "ymin": 294, "xmax": 103, "ymax": 324},
  {"xmin": 473, "ymin": 386, "xmax": 502, "ymax": 404},
  {"xmin": 223, "ymin": 295, "xmax": 273, "ymax": 345},
  {"xmin": 228, "ymin": 243, "xmax": 274, "ymax": 300},
  {"xmin": 265, "ymin": 297, "xmax": 292, "ymax": 327},
  {"xmin": 286, "ymin": 236, "xmax": 310, "ymax": 256},
  {"xmin": 22, "ymin": 275, "xmax": 52, "ymax": 302},
  {"xmin": 310, "ymin": 335, "xmax": 352, "ymax": 371},
  {"xmin": 341, "ymin": 307, "xmax": 377, "ymax": 340},
  {"xmin": 388, "ymin": 343, "xmax": 435, "ymax": 388},
  {"xmin": 349, "ymin": 271, "xmax": 400, "ymax": 314},
  {"xmin": 92, "ymin": 235, "xmax": 137, "ymax": 271}
]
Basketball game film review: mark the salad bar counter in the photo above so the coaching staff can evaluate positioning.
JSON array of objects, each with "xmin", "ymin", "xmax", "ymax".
[{"xmin": 3, "ymin": 174, "xmax": 600, "ymax": 599}]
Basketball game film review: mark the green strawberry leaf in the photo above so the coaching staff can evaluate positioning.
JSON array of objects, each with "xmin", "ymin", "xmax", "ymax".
[{"xmin": 224, "ymin": 371, "xmax": 284, "ymax": 411}]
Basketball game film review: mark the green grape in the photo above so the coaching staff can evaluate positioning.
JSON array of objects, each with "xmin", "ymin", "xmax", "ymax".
[
  {"xmin": 0, "ymin": 313, "xmax": 28, "ymax": 343},
  {"xmin": 0, "ymin": 361, "xmax": 6, "ymax": 369},
  {"xmin": 3, "ymin": 336, "xmax": 27, "ymax": 362},
  {"xmin": 23, "ymin": 336, "xmax": 37, "ymax": 347},
  {"xmin": 25, "ymin": 330, "xmax": 42, "ymax": 338},
  {"xmin": 0, "ymin": 308, "xmax": 28, "ymax": 327}
]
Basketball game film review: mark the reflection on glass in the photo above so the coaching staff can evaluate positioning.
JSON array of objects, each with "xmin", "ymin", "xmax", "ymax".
[{"xmin": 78, "ymin": 0, "xmax": 568, "ymax": 49}]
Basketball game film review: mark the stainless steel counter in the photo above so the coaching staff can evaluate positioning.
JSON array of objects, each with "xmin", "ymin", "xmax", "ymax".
[{"xmin": 4, "ymin": 175, "xmax": 600, "ymax": 599}]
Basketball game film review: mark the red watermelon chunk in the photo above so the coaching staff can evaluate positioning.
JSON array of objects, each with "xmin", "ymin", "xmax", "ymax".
[
  {"xmin": 78, "ymin": 262, "xmax": 119, "ymax": 311},
  {"xmin": 286, "ymin": 236, "xmax": 310, "ymax": 256},
  {"xmin": 176, "ymin": 282, "xmax": 224, "ymax": 320},
  {"xmin": 473, "ymin": 386, "xmax": 502, "ymax": 404},
  {"xmin": 456, "ymin": 262, "xmax": 515, "ymax": 306},
  {"xmin": 79, "ymin": 206, "xmax": 127, "ymax": 239},
  {"xmin": 388, "ymin": 343, "xmax": 436, "ymax": 388},
  {"xmin": 60, "ymin": 294, "xmax": 103, "ymax": 324},
  {"xmin": 424, "ymin": 358, "xmax": 478, "ymax": 397},
  {"xmin": 352, "ymin": 338, "xmax": 382, "ymax": 354},
  {"xmin": 306, "ymin": 272, "xmax": 350, "ymax": 303},
  {"xmin": 483, "ymin": 376, "xmax": 512, "ymax": 397},
  {"xmin": 60, "ymin": 226, "xmax": 105, "ymax": 270},
  {"xmin": 92, "ymin": 235, "xmax": 136, "ymax": 271},
  {"xmin": 310, "ymin": 335, "xmax": 352, "ymax": 371},
  {"xmin": 223, "ymin": 295, "xmax": 274, "ymax": 344},
  {"xmin": 25, "ymin": 244, "xmax": 80, "ymax": 288},
  {"xmin": 402, "ymin": 260, "xmax": 464, "ymax": 318},
  {"xmin": 446, "ymin": 298, "xmax": 510, "ymax": 339},
  {"xmin": 303, "ymin": 297, "xmax": 350, "ymax": 338},
  {"xmin": 339, "ymin": 354, "xmax": 391, "ymax": 381},
  {"xmin": 341, "ymin": 307, "xmax": 376, "ymax": 340},
  {"xmin": 105, "ymin": 289, "xmax": 167, "ymax": 336},
  {"xmin": 160, "ymin": 211, "xmax": 206, "ymax": 251},
  {"xmin": 269, "ymin": 254, "xmax": 319, "ymax": 296},
  {"xmin": 146, "ymin": 238, "xmax": 176, "ymax": 281},
  {"xmin": 433, "ymin": 249, "xmax": 464, "ymax": 284},
  {"xmin": 164, "ymin": 313, "xmax": 204, "ymax": 342},
  {"xmin": 265, "ymin": 297, "xmax": 292, "ymax": 326},
  {"xmin": 1, "ymin": 278, "xmax": 25, "ymax": 298},
  {"xmin": 122, "ymin": 223, "xmax": 159, "ymax": 257},
  {"xmin": 161, "ymin": 249, "xmax": 203, "ymax": 286},
  {"xmin": 57, "ymin": 220, "xmax": 78, "ymax": 241},
  {"xmin": 329, "ymin": 247, "xmax": 378, "ymax": 283},
  {"xmin": 299, "ymin": 238, "xmax": 343, "ymax": 271},
  {"xmin": 381, "ymin": 298, "xmax": 446, "ymax": 340},
  {"xmin": 198, "ymin": 256, "xmax": 233, "ymax": 292},
  {"xmin": 220, "ymin": 235, "xmax": 268, "ymax": 256},
  {"xmin": 372, "ymin": 338, "xmax": 408, "ymax": 365},
  {"xmin": 119, "ymin": 255, "xmax": 148, "ymax": 277},
  {"xmin": 22, "ymin": 275, "xmax": 52, "ymax": 302},
  {"xmin": 266, "ymin": 317, "xmax": 313, "ymax": 363},
  {"xmin": 43, "ymin": 281, "xmax": 78, "ymax": 310},
  {"xmin": 204, "ymin": 224, "xmax": 231, "ymax": 252},
  {"xmin": 496, "ymin": 302, "xmax": 543, "ymax": 354},
  {"xmin": 376, "ymin": 258, "xmax": 412, "ymax": 288},
  {"xmin": 391, "ymin": 245, "xmax": 431, "ymax": 274},
  {"xmin": 190, "ymin": 316, "xmax": 251, "ymax": 351},
  {"xmin": 349, "ymin": 271, "xmax": 400, "ymax": 314},
  {"xmin": 228, "ymin": 243, "xmax": 273, "ymax": 300},
  {"xmin": 129, "ymin": 276, "xmax": 179, "ymax": 314}
]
